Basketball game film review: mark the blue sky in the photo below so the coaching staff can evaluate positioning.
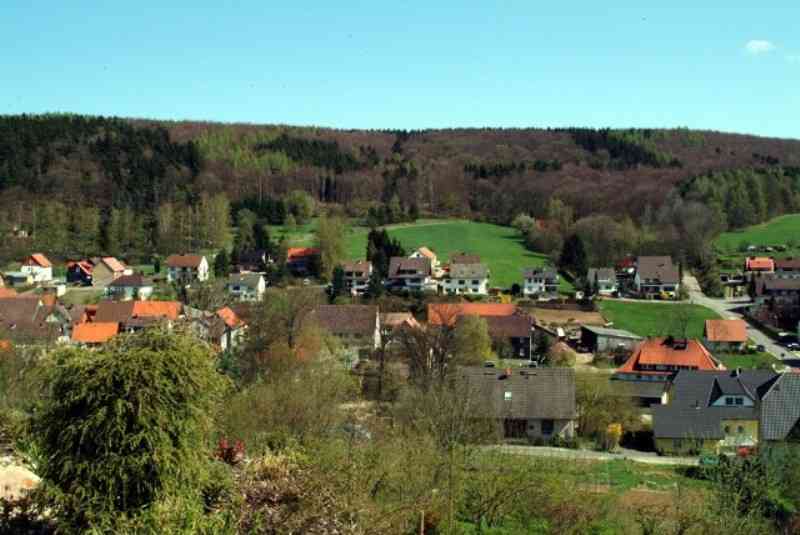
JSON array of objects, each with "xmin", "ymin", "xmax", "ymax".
[{"xmin": 2, "ymin": 2, "xmax": 798, "ymax": 138}]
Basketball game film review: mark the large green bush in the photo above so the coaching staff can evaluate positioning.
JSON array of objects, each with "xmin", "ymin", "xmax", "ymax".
[{"xmin": 30, "ymin": 329, "xmax": 230, "ymax": 529}]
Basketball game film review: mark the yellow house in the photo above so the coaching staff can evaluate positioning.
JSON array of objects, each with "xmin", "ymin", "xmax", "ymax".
[{"xmin": 653, "ymin": 369, "xmax": 800, "ymax": 456}]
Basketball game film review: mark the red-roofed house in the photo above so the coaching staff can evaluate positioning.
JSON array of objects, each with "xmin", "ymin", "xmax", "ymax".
[
  {"xmin": 71, "ymin": 322, "xmax": 120, "ymax": 346},
  {"xmin": 613, "ymin": 337, "xmax": 725, "ymax": 405},
  {"xmin": 745, "ymin": 257, "xmax": 775, "ymax": 274},
  {"xmin": 427, "ymin": 303, "xmax": 518, "ymax": 326},
  {"xmin": 704, "ymin": 319, "xmax": 748, "ymax": 353},
  {"xmin": 66, "ymin": 260, "xmax": 94, "ymax": 286},
  {"xmin": 21, "ymin": 253, "xmax": 53, "ymax": 282},
  {"xmin": 286, "ymin": 248, "xmax": 320, "ymax": 276}
]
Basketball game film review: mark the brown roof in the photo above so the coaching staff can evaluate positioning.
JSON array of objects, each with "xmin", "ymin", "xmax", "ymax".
[
  {"xmin": 95, "ymin": 300, "xmax": 182, "ymax": 324},
  {"xmin": 388, "ymin": 257, "xmax": 432, "ymax": 278},
  {"xmin": 24, "ymin": 253, "xmax": 52, "ymax": 268},
  {"xmin": 312, "ymin": 305, "xmax": 378, "ymax": 336},
  {"xmin": 94, "ymin": 301, "xmax": 136, "ymax": 323},
  {"xmin": 0, "ymin": 297, "xmax": 57, "ymax": 340},
  {"xmin": 166, "ymin": 254, "xmax": 206, "ymax": 268},
  {"xmin": 450, "ymin": 253, "xmax": 481, "ymax": 264},
  {"xmin": 775, "ymin": 258, "xmax": 800, "ymax": 270},
  {"xmin": 108, "ymin": 274, "xmax": 149, "ymax": 288},
  {"xmin": 427, "ymin": 303, "xmax": 517, "ymax": 326},
  {"xmin": 72, "ymin": 322, "xmax": 119, "ymax": 344},
  {"xmin": 340, "ymin": 260, "xmax": 372, "ymax": 275},
  {"xmin": 483, "ymin": 315, "xmax": 533, "ymax": 338},
  {"xmin": 636, "ymin": 256, "xmax": 679, "ymax": 284},
  {"xmin": 704, "ymin": 319, "xmax": 747, "ymax": 343},
  {"xmin": 380, "ymin": 312, "xmax": 420, "ymax": 331}
]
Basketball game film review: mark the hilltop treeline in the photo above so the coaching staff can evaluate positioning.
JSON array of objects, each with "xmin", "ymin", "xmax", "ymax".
[{"xmin": 2, "ymin": 115, "xmax": 800, "ymax": 255}]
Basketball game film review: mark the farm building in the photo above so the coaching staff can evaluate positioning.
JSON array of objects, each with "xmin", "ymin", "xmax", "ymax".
[{"xmin": 579, "ymin": 325, "xmax": 643, "ymax": 353}]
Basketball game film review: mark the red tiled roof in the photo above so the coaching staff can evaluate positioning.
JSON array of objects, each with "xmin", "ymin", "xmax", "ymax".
[
  {"xmin": 427, "ymin": 303, "xmax": 518, "ymax": 326},
  {"xmin": 100, "ymin": 257, "xmax": 127, "ymax": 273},
  {"xmin": 287, "ymin": 248, "xmax": 320, "ymax": 261},
  {"xmin": 216, "ymin": 307, "xmax": 242, "ymax": 329},
  {"xmin": 24, "ymin": 253, "xmax": 52, "ymax": 268},
  {"xmin": 67, "ymin": 260, "xmax": 94, "ymax": 275},
  {"xmin": 0, "ymin": 289, "xmax": 17, "ymax": 298},
  {"xmin": 72, "ymin": 322, "xmax": 119, "ymax": 344},
  {"xmin": 617, "ymin": 338, "xmax": 723, "ymax": 374},
  {"xmin": 132, "ymin": 301, "xmax": 182, "ymax": 320},
  {"xmin": 705, "ymin": 319, "xmax": 747, "ymax": 343},
  {"xmin": 745, "ymin": 257, "xmax": 775, "ymax": 271}
]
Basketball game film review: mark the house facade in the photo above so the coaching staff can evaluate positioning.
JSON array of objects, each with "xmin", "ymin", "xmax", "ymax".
[
  {"xmin": 460, "ymin": 367, "xmax": 577, "ymax": 440},
  {"xmin": 340, "ymin": 261, "xmax": 372, "ymax": 295},
  {"xmin": 312, "ymin": 305, "xmax": 381, "ymax": 365},
  {"xmin": 409, "ymin": 247, "xmax": 440, "ymax": 274},
  {"xmin": 587, "ymin": 268, "xmax": 618, "ymax": 296},
  {"xmin": 634, "ymin": 256, "xmax": 680, "ymax": 297},
  {"xmin": 387, "ymin": 257, "xmax": 436, "ymax": 292},
  {"xmin": 66, "ymin": 261, "xmax": 93, "ymax": 286},
  {"xmin": 774, "ymin": 258, "xmax": 800, "ymax": 279},
  {"xmin": 653, "ymin": 370, "xmax": 800, "ymax": 455},
  {"xmin": 441, "ymin": 263, "xmax": 489, "ymax": 295},
  {"xmin": 580, "ymin": 326, "xmax": 643, "ymax": 354},
  {"xmin": 21, "ymin": 254, "xmax": 53, "ymax": 283},
  {"xmin": 226, "ymin": 273, "xmax": 267, "ymax": 302},
  {"xmin": 166, "ymin": 255, "xmax": 209, "ymax": 284},
  {"xmin": 522, "ymin": 268, "xmax": 559, "ymax": 298},
  {"xmin": 753, "ymin": 276, "xmax": 800, "ymax": 306},
  {"xmin": 106, "ymin": 275, "xmax": 154, "ymax": 301},
  {"xmin": 484, "ymin": 314, "xmax": 533, "ymax": 359},
  {"xmin": 286, "ymin": 248, "xmax": 320, "ymax": 277}
]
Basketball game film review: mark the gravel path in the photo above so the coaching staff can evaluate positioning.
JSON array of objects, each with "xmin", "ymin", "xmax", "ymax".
[{"xmin": 488, "ymin": 445, "xmax": 698, "ymax": 466}]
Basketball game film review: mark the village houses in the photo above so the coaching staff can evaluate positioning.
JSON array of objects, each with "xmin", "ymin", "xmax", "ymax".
[{"xmin": 166, "ymin": 254, "xmax": 209, "ymax": 284}]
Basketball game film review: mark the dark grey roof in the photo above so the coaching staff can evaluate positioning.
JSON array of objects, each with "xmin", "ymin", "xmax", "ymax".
[
  {"xmin": 459, "ymin": 367, "xmax": 576, "ymax": 420},
  {"xmin": 761, "ymin": 373, "xmax": 800, "ymax": 440},
  {"xmin": 388, "ymin": 257, "xmax": 431, "ymax": 278},
  {"xmin": 613, "ymin": 379, "xmax": 668, "ymax": 400},
  {"xmin": 636, "ymin": 256, "xmax": 679, "ymax": 284},
  {"xmin": 581, "ymin": 325, "xmax": 642, "ymax": 340},
  {"xmin": 587, "ymin": 268, "xmax": 616, "ymax": 283},
  {"xmin": 449, "ymin": 263, "xmax": 489, "ymax": 279},
  {"xmin": 340, "ymin": 261, "xmax": 372, "ymax": 276},
  {"xmin": 227, "ymin": 273, "xmax": 264, "ymax": 289},
  {"xmin": 522, "ymin": 267, "xmax": 558, "ymax": 280},
  {"xmin": 652, "ymin": 370, "xmax": 781, "ymax": 439}
]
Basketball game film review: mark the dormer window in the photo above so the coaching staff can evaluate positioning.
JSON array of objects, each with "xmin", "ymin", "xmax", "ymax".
[{"xmin": 504, "ymin": 391, "xmax": 512, "ymax": 401}]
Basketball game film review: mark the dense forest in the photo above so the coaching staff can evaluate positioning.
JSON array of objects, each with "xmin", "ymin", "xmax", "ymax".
[{"xmin": 1, "ymin": 114, "xmax": 800, "ymax": 264}]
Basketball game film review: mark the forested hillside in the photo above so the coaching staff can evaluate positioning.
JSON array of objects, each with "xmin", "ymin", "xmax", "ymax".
[{"xmin": 1, "ymin": 113, "xmax": 800, "ymax": 262}]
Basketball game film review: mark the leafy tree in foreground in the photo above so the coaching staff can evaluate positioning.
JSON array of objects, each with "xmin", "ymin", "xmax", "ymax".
[
  {"xmin": 559, "ymin": 233, "xmax": 588, "ymax": 278},
  {"xmin": 214, "ymin": 248, "xmax": 230, "ymax": 278},
  {"xmin": 30, "ymin": 329, "xmax": 229, "ymax": 529}
]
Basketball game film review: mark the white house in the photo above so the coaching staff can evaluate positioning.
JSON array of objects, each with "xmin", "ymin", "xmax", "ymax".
[
  {"xmin": 226, "ymin": 273, "xmax": 267, "ymax": 302},
  {"xmin": 634, "ymin": 256, "xmax": 680, "ymax": 297},
  {"xmin": 522, "ymin": 268, "xmax": 559, "ymax": 298},
  {"xmin": 587, "ymin": 268, "xmax": 618, "ymax": 296},
  {"xmin": 106, "ymin": 275, "xmax": 154, "ymax": 301},
  {"xmin": 165, "ymin": 254, "xmax": 209, "ymax": 284},
  {"xmin": 21, "ymin": 254, "xmax": 53, "ymax": 283},
  {"xmin": 387, "ymin": 257, "xmax": 437, "ymax": 292},
  {"xmin": 441, "ymin": 263, "xmax": 489, "ymax": 295}
]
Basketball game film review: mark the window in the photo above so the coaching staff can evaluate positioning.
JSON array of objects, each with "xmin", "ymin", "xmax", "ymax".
[
  {"xmin": 737, "ymin": 426, "xmax": 744, "ymax": 434},
  {"xmin": 735, "ymin": 397, "xmax": 744, "ymax": 406},
  {"xmin": 472, "ymin": 279, "xmax": 479, "ymax": 285},
  {"xmin": 541, "ymin": 419, "xmax": 554, "ymax": 435},
  {"xmin": 673, "ymin": 439, "xmax": 682, "ymax": 448},
  {"xmin": 504, "ymin": 391, "xmax": 512, "ymax": 401},
  {"xmin": 725, "ymin": 397, "xmax": 734, "ymax": 406},
  {"xmin": 724, "ymin": 425, "xmax": 731, "ymax": 434}
]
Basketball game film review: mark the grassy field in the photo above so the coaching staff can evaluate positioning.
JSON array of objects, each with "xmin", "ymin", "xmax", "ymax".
[
  {"xmin": 715, "ymin": 213, "xmax": 800, "ymax": 253},
  {"xmin": 716, "ymin": 351, "xmax": 779, "ymax": 370},
  {"xmin": 598, "ymin": 300, "xmax": 721, "ymax": 339},
  {"xmin": 269, "ymin": 218, "xmax": 553, "ymax": 289}
]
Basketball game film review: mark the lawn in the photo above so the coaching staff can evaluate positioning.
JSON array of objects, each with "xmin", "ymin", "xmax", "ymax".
[
  {"xmin": 716, "ymin": 351, "xmax": 779, "ymax": 370},
  {"xmin": 715, "ymin": 213, "xmax": 800, "ymax": 253},
  {"xmin": 598, "ymin": 300, "xmax": 721, "ymax": 339},
  {"xmin": 269, "ymin": 218, "xmax": 552, "ymax": 289}
]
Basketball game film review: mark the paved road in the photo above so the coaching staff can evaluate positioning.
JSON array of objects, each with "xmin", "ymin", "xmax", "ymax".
[
  {"xmin": 682, "ymin": 274, "xmax": 789, "ymax": 360},
  {"xmin": 489, "ymin": 445, "xmax": 698, "ymax": 466}
]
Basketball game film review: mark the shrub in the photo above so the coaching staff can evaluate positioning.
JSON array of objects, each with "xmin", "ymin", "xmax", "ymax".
[{"xmin": 30, "ymin": 329, "xmax": 230, "ymax": 530}]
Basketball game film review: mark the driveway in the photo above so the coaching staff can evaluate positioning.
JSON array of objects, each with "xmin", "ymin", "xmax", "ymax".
[
  {"xmin": 488, "ymin": 445, "xmax": 698, "ymax": 466},
  {"xmin": 683, "ymin": 274, "xmax": 788, "ymax": 360}
]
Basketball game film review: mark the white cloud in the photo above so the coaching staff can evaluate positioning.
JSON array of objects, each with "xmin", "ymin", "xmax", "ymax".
[{"xmin": 745, "ymin": 40, "xmax": 776, "ymax": 55}]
